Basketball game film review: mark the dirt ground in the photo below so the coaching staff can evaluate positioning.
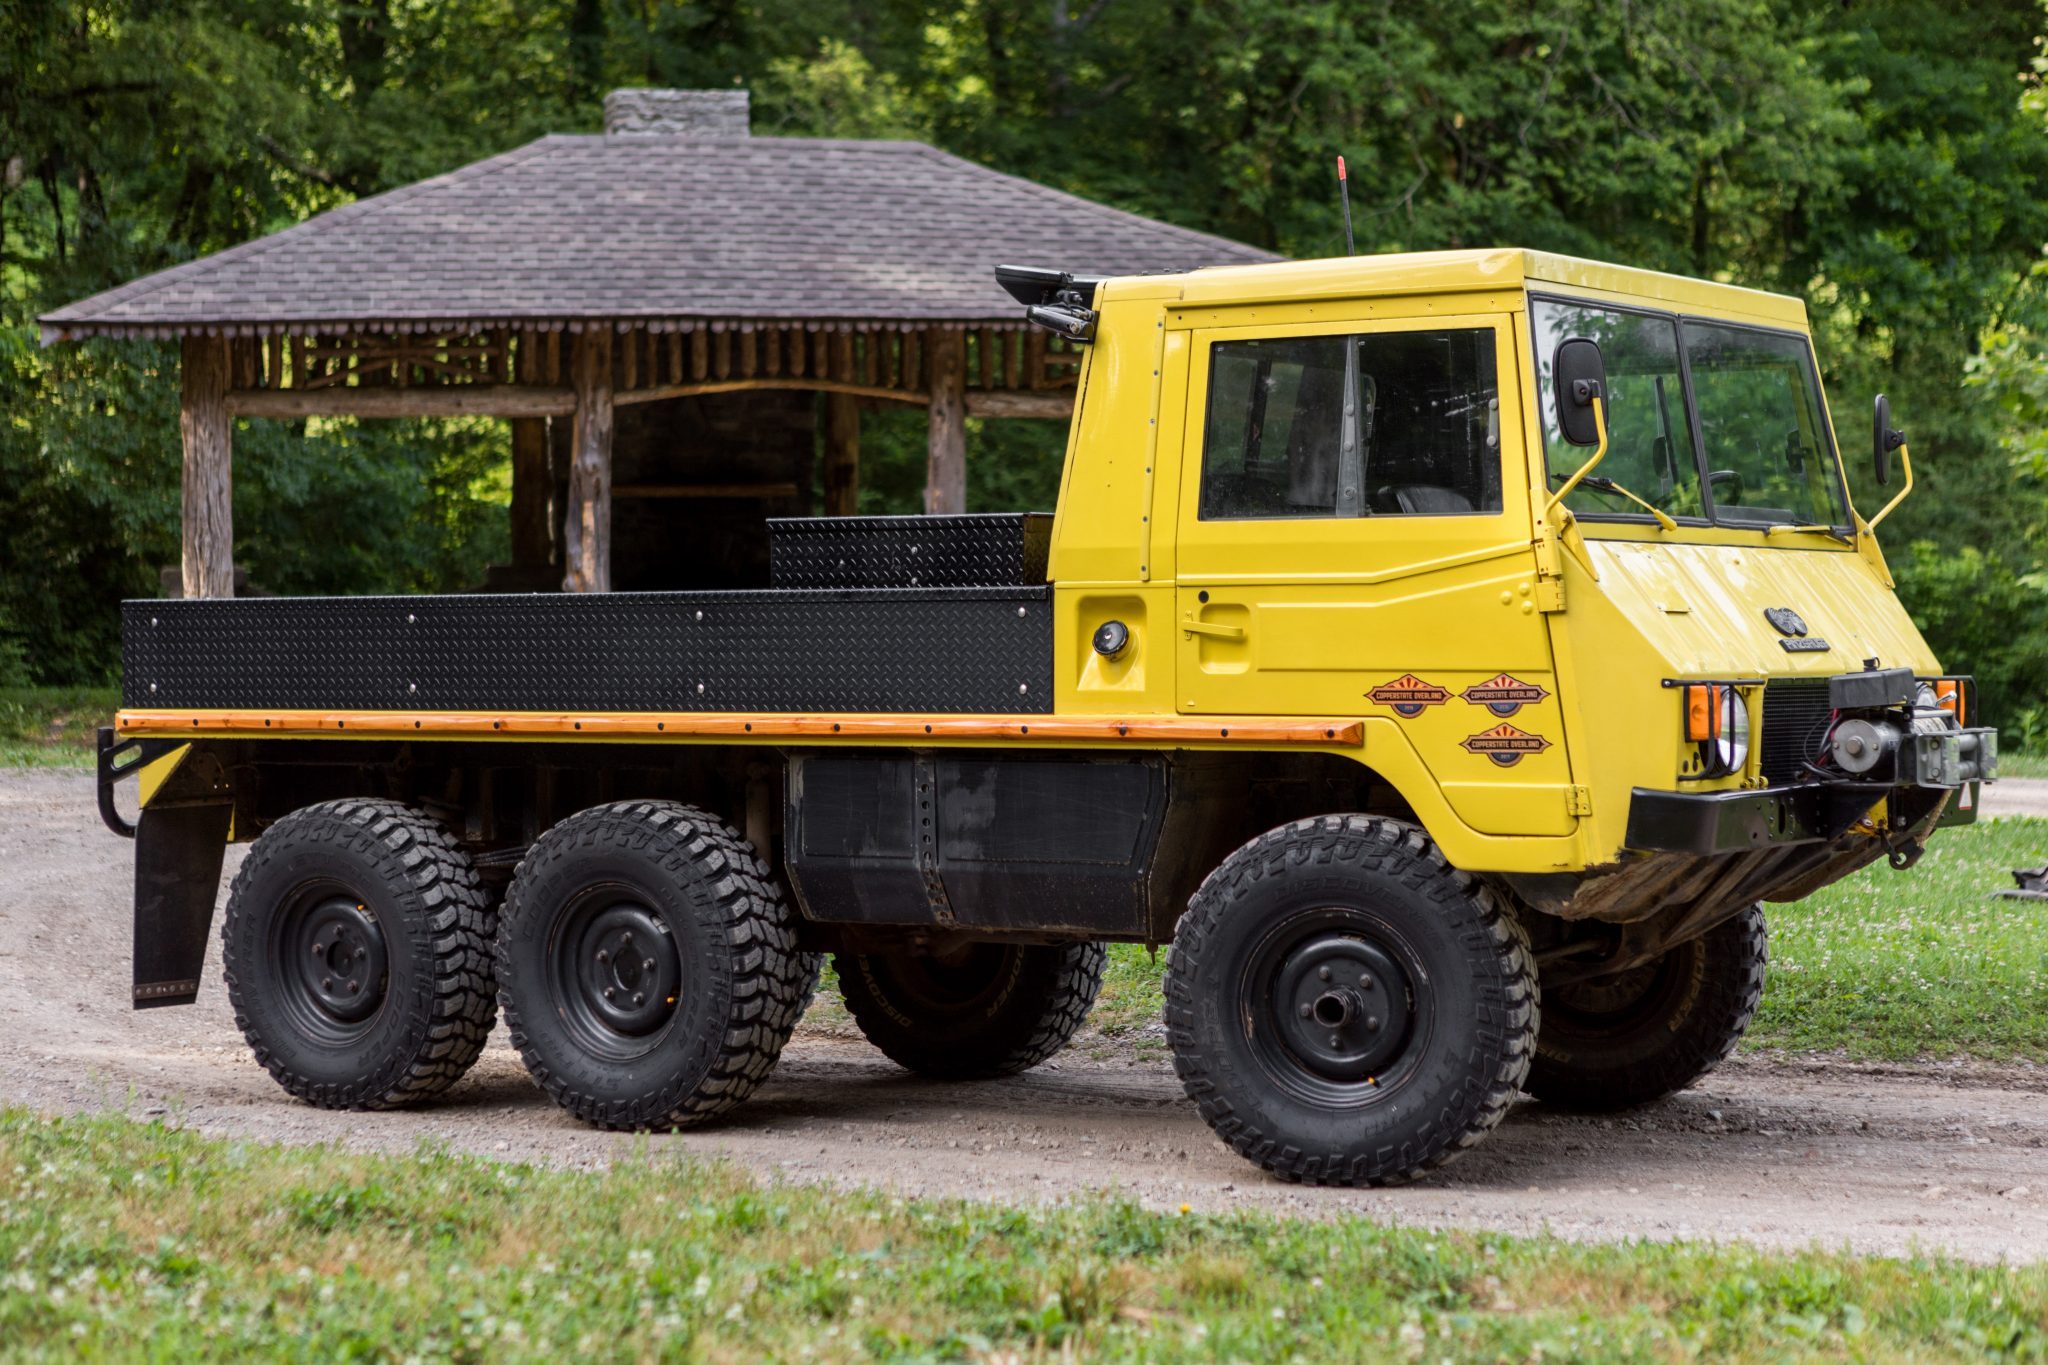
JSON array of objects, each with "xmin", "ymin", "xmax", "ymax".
[{"xmin": 5, "ymin": 768, "xmax": 2047, "ymax": 1263}]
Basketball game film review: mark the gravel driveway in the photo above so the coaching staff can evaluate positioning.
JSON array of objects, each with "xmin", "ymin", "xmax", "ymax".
[{"xmin": 5, "ymin": 767, "xmax": 2047, "ymax": 1263}]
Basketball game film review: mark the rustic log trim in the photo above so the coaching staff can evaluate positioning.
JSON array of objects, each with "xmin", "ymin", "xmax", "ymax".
[
  {"xmin": 226, "ymin": 386, "xmax": 577, "ymax": 418},
  {"xmin": 924, "ymin": 328, "xmax": 968, "ymax": 515},
  {"xmin": 964, "ymin": 390, "xmax": 1075, "ymax": 419},
  {"xmin": 510, "ymin": 418, "xmax": 553, "ymax": 569},
  {"xmin": 179, "ymin": 336, "xmax": 234, "ymax": 600},
  {"xmin": 562, "ymin": 330, "xmax": 614, "ymax": 593},
  {"xmin": 611, "ymin": 378, "xmax": 929, "ymax": 407},
  {"xmin": 824, "ymin": 392, "xmax": 860, "ymax": 516}
]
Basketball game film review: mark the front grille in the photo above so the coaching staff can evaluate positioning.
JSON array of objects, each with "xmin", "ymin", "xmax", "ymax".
[{"xmin": 1759, "ymin": 680, "xmax": 1833, "ymax": 784}]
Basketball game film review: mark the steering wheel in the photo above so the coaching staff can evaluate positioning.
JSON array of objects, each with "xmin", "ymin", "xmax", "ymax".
[{"xmin": 1707, "ymin": 468, "xmax": 1745, "ymax": 503}]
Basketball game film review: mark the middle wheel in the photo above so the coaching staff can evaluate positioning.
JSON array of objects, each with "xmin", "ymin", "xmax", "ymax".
[
  {"xmin": 835, "ymin": 940, "xmax": 1106, "ymax": 1079},
  {"xmin": 496, "ymin": 800, "xmax": 820, "ymax": 1129}
]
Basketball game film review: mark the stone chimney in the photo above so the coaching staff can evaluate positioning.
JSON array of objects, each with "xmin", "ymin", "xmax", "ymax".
[{"xmin": 603, "ymin": 88, "xmax": 750, "ymax": 138}]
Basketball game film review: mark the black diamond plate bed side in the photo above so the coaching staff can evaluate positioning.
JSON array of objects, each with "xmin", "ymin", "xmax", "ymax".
[
  {"xmin": 122, "ymin": 587, "xmax": 1054, "ymax": 715},
  {"xmin": 767, "ymin": 514, "xmax": 1053, "ymax": 589}
]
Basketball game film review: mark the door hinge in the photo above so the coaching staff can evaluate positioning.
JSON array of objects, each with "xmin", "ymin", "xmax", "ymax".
[
  {"xmin": 1564, "ymin": 785, "xmax": 1593, "ymax": 817},
  {"xmin": 1535, "ymin": 578, "xmax": 1566, "ymax": 613}
]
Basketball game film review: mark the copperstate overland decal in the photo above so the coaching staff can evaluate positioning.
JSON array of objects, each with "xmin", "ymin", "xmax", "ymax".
[
  {"xmin": 1366, "ymin": 674, "xmax": 1451, "ymax": 717},
  {"xmin": 1460, "ymin": 723, "xmax": 1552, "ymax": 767},
  {"xmin": 1459, "ymin": 673, "xmax": 1549, "ymax": 718}
]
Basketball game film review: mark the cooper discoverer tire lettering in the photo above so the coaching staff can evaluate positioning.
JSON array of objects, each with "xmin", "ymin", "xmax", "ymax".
[
  {"xmin": 1164, "ymin": 815, "xmax": 1538, "ymax": 1186},
  {"xmin": 222, "ymin": 799, "xmax": 496, "ymax": 1109},
  {"xmin": 1527, "ymin": 903, "xmax": 1767, "ymax": 1112},
  {"xmin": 835, "ymin": 940, "xmax": 1105, "ymax": 1080},
  {"xmin": 495, "ymin": 800, "xmax": 819, "ymax": 1129}
]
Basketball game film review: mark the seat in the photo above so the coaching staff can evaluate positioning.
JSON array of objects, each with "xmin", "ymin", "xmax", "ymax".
[{"xmin": 1382, "ymin": 484, "xmax": 1475, "ymax": 515}]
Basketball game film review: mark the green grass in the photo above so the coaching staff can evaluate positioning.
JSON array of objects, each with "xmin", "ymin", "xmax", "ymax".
[
  {"xmin": 0, "ymin": 686, "xmax": 118, "ymax": 767},
  {"xmin": 1753, "ymin": 816, "xmax": 2048, "ymax": 1060},
  {"xmin": 3, "ymin": 1110, "xmax": 2046, "ymax": 1361},
  {"xmin": 1999, "ymin": 750, "xmax": 2048, "ymax": 779},
  {"xmin": 1091, "ymin": 818, "xmax": 2048, "ymax": 1065}
]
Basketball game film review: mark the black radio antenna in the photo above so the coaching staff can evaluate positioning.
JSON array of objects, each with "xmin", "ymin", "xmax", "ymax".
[{"xmin": 1337, "ymin": 155, "xmax": 1356, "ymax": 255}]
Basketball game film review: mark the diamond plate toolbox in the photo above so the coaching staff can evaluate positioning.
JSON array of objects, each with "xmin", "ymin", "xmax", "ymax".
[
  {"xmin": 768, "ymin": 513, "xmax": 1052, "ymax": 589},
  {"xmin": 122, "ymin": 587, "xmax": 1054, "ymax": 715}
]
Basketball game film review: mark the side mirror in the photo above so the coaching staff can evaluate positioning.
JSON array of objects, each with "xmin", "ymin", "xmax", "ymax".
[
  {"xmin": 1873, "ymin": 393, "xmax": 1904, "ymax": 487},
  {"xmin": 1553, "ymin": 338, "xmax": 1607, "ymax": 447}
]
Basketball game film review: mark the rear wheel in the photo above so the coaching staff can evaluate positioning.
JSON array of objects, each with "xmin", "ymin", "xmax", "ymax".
[
  {"xmin": 222, "ymin": 799, "xmax": 496, "ymax": 1109},
  {"xmin": 496, "ymin": 801, "xmax": 818, "ymax": 1129},
  {"xmin": 835, "ymin": 940, "xmax": 1105, "ymax": 1080},
  {"xmin": 1165, "ymin": 815, "xmax": 1537, "ymax": 1186},
  {"xmin": 1527, "ymin": 904, "xmax": 1767, "ymax": 1112}
]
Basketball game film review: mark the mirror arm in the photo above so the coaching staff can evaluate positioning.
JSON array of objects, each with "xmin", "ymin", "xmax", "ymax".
[
  {"xmin": 1864, "ymin": 441, "xmax": 1914, "ymax": 530},
  {"xmin": 1544, "ymin": 395, "xmax": 1609, "ymax": 518}
]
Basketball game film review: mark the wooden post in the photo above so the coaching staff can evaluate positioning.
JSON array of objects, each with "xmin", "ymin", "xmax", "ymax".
[
  {"xmin": 924, "ymin": 328, "xmax": 967, "ymax": 515},
  {"xmin": 562, "ymin": 329, "xmax": 614, "ymax": 592},
  {"xmin": 510, "ymin": 417, "xmax": 553, "ymax": 568},
  {"xmin": 179, "ymin": 335, "xmax": 234, "ymax": 598},
  {"xmin": 824, "ymin": 393, "xmax": 860, "ymax": 516}
]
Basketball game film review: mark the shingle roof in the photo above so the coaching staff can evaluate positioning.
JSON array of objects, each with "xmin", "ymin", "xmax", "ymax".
[{"xmin": 39, "ymin": 135, "xmax": 1277, "ymax": 342}]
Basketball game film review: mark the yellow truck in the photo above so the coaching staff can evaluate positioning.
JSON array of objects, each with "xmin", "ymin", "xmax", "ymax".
[{"xmin": 101, "ymin": 248, "xmax": 1996, "ymax": 1185}]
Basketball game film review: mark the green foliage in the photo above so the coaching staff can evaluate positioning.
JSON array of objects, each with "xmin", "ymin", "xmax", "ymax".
[
  {"xmin": 7, "ymin": 1106, "xmax": 2048, "ymax": 1358},
  {"xmin": 1890, "ymin": 541, "xmax": 2048, "ymax": 726},
  {"xmin": 5, "ymin": 0, "xmax": 2048, "ymax": 718}
]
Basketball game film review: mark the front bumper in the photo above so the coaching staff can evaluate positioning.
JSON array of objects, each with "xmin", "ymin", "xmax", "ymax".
[{"xmin": 1625, "ymin": 778, "xmax": 1979, "ymax": 856}]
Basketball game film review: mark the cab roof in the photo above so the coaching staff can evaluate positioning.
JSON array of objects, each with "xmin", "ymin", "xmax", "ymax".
[{"xmin": 1101, "ymin": 247, "xmax": 1809, "ymax": 329}]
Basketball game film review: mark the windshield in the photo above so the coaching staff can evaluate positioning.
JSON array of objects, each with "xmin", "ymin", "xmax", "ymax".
[{"xmin": 1532, "ymin": 298, "xmax": 1850, "ymax": 533}]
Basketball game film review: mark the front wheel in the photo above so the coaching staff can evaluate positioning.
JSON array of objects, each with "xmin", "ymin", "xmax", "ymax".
[
  {"xmin": 1526, "ymin": 904, "xmax": 1767, "ymax": 1112},
  {"xmin": 1165, "ymin": 815, "xmax": 1538, "ymax": 1186}
]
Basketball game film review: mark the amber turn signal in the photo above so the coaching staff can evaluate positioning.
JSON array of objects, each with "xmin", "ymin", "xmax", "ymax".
[
  {"xmin": 1934, "ymin": 678, "xmax": 1965, "ymax": 725},
  {"xmin": 1684, "ymin": 683, "xmax": 1722, "ymax": 742}
]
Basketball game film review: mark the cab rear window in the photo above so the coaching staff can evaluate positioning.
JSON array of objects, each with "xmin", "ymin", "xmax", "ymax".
[{"xmin": 1199, "ymin": 328, "xmax": 1502, "ymax": 520}]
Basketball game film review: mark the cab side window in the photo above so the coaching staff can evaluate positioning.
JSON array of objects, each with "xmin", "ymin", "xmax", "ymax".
[{"xmin": 1199, "ymin": 328, "xmax": 1501, "ymax": 520}]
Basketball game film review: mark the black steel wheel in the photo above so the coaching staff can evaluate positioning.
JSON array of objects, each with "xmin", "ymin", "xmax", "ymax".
[
  {"xmin": 222, "ymin": 799, "xmax": 496, "ymax": 1109},
  {"xmin": 496, "ymin": 801, "xmax": 819, "ymax": 1129},
  {"xmin": 835, "ymin": 940, "xmax": 1104, "ymax": 1080},
  {"xmin": 1527, "ymin": 904, "xmax": 1767, "ymax": 1112},
  {"xmin": 1165, "ymin": 815, "xmax": 1537, "ymax": 1186}
]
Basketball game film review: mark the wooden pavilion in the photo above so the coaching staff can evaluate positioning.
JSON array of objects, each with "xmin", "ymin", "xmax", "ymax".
[{"xmin": 39, "ymin": 89, "xmax": 1274, "ymax": 598}]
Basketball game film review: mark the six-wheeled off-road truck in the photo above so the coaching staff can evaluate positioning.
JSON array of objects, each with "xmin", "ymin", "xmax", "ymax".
[{"xmin": 101, "ymin": 249, "xmax": 1996, "ymax": 1185}]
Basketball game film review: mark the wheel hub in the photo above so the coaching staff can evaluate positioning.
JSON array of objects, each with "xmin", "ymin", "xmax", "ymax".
[
  {"xmin": 290, "ymin": 897, "xmax": 388, "ymax": 1025},
  {"xmin": 569, "ymin": 903, "xmax": 680, "ymax": 1037},
  {"xmin": 1273, "ymin": 932, "xmax": 1413, "ymax": 1081}
]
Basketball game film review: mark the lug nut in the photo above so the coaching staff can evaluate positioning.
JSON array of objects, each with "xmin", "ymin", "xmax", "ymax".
[
  {"xmin": 633, "ymin": 993, "xmax": 646, "ymax": 1006},
  {"xmin": 1359, "ymin": 975, "xmax": 1374, "ymax": 990},
  {"xmin": 1327, "ymin": 1033, "xmax": 1341, "ymax": 1048},
  {"xmin": 596, "ymin": 949, "xmax": 610, "ymax": 964},
  {"xmin": 642, "ymin": 958, "xmax": 656, "ymax": 971},
  {"xmin": 603, "ymin": 987, "xmax": 616, "ymax": 1001},
  {"xmin": 1299, "ymin": 1003, "xmax": 1312, "ymax": 1018},
  {"xmin": 1366, "ymin": 1016, "xmax": 1381, "ymax": 1032},
  {"xmin": 321, "ymin": 977, "xmax": 332, "ymax": 991},
  {"xmin": 1317, "ymin": 966, "xmax": 1332, "ymax": 982},
  {"xmin": 346, "ymin": 980, "xmax": 359, "ymax": 994}
]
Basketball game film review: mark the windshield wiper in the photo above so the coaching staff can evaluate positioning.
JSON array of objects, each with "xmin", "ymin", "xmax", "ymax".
[
  {"xmin": 1763, "ymin": 522, "xmax": 1855, "ymax": 545},
  {"xmin": 1551, "ymin": 473, "xmax": 1678, "ymax": 532}
]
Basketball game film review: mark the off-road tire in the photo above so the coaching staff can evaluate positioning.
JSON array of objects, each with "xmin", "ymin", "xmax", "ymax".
[
  {"xmin": 222, "ymin": 799, "xmax": 496, "ymax": 1109},
  {"xmin": 1165, "ymin": 815, "xmax": 1538, "ymax": 1187},
  {"xmin": 1527, "ymin": 903, "xmax": 1767, "ymax": 1112},
  {"xmin": 496, "ymin": 801, "xmax": 819, "ymax": 1129},
  {"xmin": 834, "ymin": 941, "xmax": 1105, "ymax": 1080}
]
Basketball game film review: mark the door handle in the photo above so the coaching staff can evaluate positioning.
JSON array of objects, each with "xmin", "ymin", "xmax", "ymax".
[{"xmin": 1180, "ymin": 615, "xmax": 1246, "ymax": 641}]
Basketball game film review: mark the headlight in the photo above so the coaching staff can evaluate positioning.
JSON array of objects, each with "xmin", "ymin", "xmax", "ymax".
[{"xmin": 1682, "ymin": 683, "xmax": 1750, "ymax": 779}]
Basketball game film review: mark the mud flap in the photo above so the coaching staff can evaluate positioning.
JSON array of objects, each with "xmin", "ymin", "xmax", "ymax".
[{"xmin": 132, "ymin": 801, "xmax": 232, "ymax": 1008}]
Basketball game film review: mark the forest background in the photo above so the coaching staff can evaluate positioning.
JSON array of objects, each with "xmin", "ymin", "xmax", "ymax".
[{"xmin": 7, "ymin": 0, "xmax": 2048, "ymax": 737}]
